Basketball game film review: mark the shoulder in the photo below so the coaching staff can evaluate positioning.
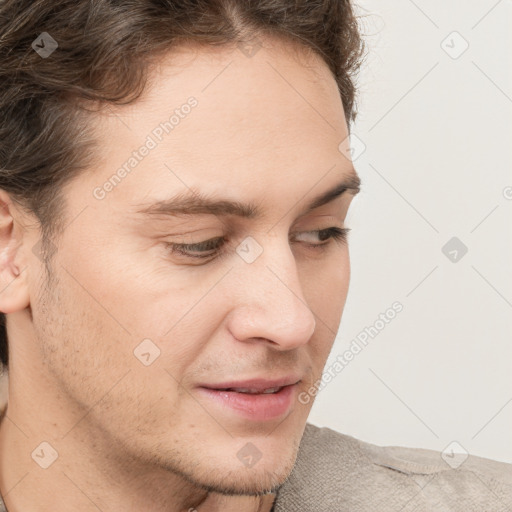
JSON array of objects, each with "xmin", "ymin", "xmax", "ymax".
[{"xmin": 273, "ymin": 423, "xmax": 512, "ymax": 512}]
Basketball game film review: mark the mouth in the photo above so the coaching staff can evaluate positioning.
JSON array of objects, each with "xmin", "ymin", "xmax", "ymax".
[
  {"xmin": 196, "ymin": 376, "xmax": 301, "ymax": 421},
  {"xmin": 214, "ymin": 386, "xmax": 285, "ymax": 394}
]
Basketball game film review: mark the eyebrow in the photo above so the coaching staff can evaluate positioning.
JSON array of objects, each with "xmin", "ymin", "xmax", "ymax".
[{"xmin": 135, "ymin": 172, "xmax": 361, "ymax": 219}]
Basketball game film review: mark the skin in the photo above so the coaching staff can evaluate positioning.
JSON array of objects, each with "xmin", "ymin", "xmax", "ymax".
[{"xmin": 0, "ymin": 35, "xmax": 359, "ymax": 512}]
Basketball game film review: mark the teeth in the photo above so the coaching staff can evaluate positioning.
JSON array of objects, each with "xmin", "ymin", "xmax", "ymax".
[{"xmin": 226, "ymin": 387, "xmax": 282, "ymax": 394}]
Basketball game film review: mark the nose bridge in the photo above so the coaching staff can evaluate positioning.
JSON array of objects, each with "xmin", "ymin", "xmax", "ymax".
[{"xmin": 228, "ymin": 235, "xmax": 317, "ymax": 349}]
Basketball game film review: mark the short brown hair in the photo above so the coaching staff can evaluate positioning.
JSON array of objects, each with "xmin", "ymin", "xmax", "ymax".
[{"xmin": 0, "ymin": 0, "xmax": 365, "ymax": 369}]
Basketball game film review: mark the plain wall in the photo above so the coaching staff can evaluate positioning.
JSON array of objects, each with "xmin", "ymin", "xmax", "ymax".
[{"xmin": 308, "ymin": 0, "xmax": 512, "ymax": 463}]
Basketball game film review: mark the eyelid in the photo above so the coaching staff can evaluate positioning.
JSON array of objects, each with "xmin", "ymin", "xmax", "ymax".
[
  {"xmin": 293, "ymin": 212, "xmax": 343, "ymax": 228},
  {"xmin": 164, "ymin": 225, "xmax": 350, "ymax": 262}
]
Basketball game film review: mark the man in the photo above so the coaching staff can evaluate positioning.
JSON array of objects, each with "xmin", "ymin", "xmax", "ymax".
[{"xmin": 0, "ymin": 1, "xmax": 510, "ymax": 511}]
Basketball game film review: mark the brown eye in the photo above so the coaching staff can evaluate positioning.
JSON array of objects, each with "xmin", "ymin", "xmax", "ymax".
[
  {"xmin": 164, "ymin": 227, "xmax": 350, "ymax": 263},
  {"xmin": 165, "ymin": 237, "xmax": 226, "ymax": 259},
  {"xmin": 293, "ymin": 227, "xmax": 350, "ymax": 248}
]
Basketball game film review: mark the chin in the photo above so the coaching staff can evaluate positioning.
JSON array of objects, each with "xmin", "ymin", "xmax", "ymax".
[
  {"xmin": 160, "ymin": 434, "xmax": 300, "ymax": 497},
  {"xmin": 202, "ymin": 434, "xmax": 300, "ymax": 495},
  {"xmin": 187, "ymin": 457, "xmax": 296, "ymax": 496}
]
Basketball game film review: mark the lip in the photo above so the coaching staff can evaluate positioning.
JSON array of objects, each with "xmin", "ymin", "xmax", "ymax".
[
  {"xmin": 197, "ymin": 383, "xmax": 299, "ymax": 421},
  {"xmin": 199, "ymin": 375, "xmax": 302, "ymax": 392},
  {"xmin": 196, "ymin": 375, "xmax": 302, "ymax": 422}
]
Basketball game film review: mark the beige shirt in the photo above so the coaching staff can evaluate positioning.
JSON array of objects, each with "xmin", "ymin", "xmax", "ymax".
[
  {"xmin": 273, "ymin": 423, "xmax": 512, "ymax": 511},
  {"xmin": 1, "ymin": 422, "xmax": 511, "ymax": 511}
]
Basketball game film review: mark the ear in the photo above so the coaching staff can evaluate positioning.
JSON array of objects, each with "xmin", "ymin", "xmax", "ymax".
[{"xmin": 0, "ymin": 189, "xmax": 31, "ymax": 314}]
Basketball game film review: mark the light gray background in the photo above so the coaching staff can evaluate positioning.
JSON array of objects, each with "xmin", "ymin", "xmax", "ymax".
[{"xmin": 308, "ymin": 0, "xmax": 512, "ymax": 464}]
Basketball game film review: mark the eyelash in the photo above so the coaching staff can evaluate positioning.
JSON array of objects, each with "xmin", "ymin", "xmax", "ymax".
[{"xmin": 164, "ymin": 227, "xmax": 351, "ymax": 261}]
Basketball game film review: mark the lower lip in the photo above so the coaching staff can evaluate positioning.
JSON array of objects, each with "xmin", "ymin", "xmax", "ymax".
[{"xmin": 197, "ymin": 384, "xmax": 297, "ymax": 422}]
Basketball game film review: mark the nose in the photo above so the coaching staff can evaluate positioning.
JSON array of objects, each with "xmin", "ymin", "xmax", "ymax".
[{"xmin": 226, "ymin": 236, "xmax": 317, "ymax": 351}]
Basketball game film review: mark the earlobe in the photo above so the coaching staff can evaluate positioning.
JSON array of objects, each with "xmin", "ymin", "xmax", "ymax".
[{"xmin": 0, "ymin": 190, "xmax": 30, "ymax": 314}]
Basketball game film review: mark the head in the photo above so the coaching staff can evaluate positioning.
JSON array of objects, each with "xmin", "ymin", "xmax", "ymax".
[{"xmin": 0, "ymin": 0, "xmax": 364, "ymax": 497}]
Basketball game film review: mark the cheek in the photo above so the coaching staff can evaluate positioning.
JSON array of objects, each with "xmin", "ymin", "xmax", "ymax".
[
  {"xmin": 48, "ymin": 227, "xmax": 234, "ymax": 397},
  {"xmin": 31, "ymin": 270, "xmax": 130, "ymax": 424},
  {"xmin": 302, "ymin": 247, "xmax": 350, "ymax": 324},
  {"xmin": 301, "ymin": 249, "xmax": 350, "ymax": 372},
  {"xmin": 34, "ymin": 268, "xmax": 191, "ymax": 437}
]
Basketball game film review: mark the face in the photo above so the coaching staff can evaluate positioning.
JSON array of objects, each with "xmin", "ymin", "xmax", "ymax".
[{"xmin": 20, "ymin": 37, "xmax": 359, "ymax": 495}]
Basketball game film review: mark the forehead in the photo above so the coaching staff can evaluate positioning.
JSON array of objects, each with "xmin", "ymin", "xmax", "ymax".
[{"xmin": 80, "ymin": 37, "xmax": 353, "ymax": 217}]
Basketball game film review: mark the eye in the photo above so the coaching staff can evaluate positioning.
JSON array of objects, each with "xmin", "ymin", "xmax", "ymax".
[
  {"xmin": 164, "ymin": 236, "xmax": 227, "ymax": 260},
  {"xmin": 164, "ymin": 227, "xmax": 351, "ymax": 261},
  {"xmin": 293, "ymin": 227, "xmax": 350, "ymax": 248}
]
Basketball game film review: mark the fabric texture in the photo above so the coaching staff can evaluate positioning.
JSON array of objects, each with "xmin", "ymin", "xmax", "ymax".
[
  {"xmin": 272, "ymin": 423, "xmax": 512, "ymax": 511},
  {"xmin": 1, "ymin": 422, "xmax": 511, "ymax": 511}
]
